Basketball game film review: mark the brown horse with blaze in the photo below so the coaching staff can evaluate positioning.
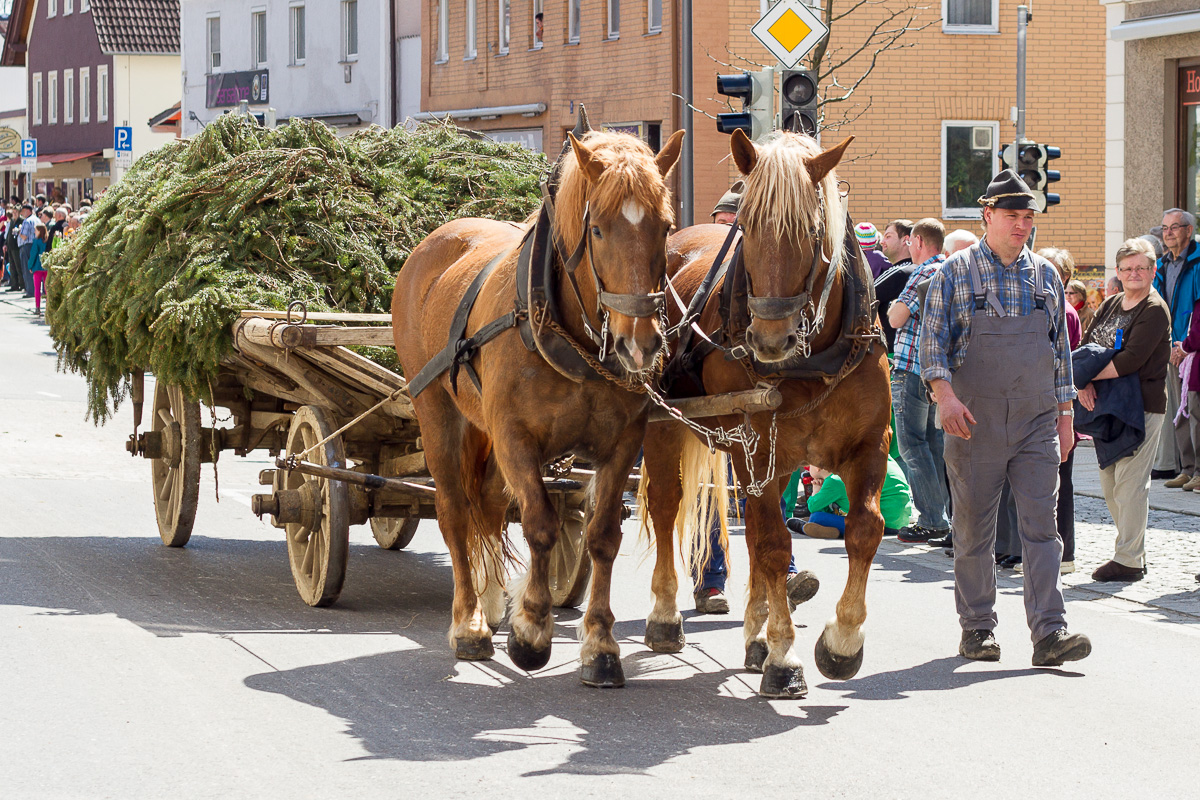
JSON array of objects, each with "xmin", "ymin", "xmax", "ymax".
[
  {"xmin": 393, "ymin": 128, "xmax": 685, "ymax": 688},
  {"xmin": 640, "ymin": 129, "xmax": 891, "ymax": 698}
]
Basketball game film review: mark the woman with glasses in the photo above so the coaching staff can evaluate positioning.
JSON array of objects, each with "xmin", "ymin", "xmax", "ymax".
[{"xmin": 1077, "ymin": 238, "xmax": 1172, "ymax": 582}]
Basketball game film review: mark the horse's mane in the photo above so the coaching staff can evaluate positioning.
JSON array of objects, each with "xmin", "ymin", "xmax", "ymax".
[
  {"xmin": 738, "ymin": 132, "xmax": 848, "ymax": 275},
  {"xmin": 553, "ymin": 130, "xmax": 674, "ymax": 247}
]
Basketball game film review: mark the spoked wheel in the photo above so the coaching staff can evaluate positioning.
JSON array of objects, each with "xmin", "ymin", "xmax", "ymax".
[
  {"xmin": 282, "ymin": 405, "xmax": 350, "ymax": 607},
  {"xmin": 549, "ymin": 508, "xmax": 591, "ymax": 608},
  {"xmin": 149, "ymin": 382, "xmax": 201, "ymax": 547},
  {"xmin": 370, "ymin": 516, "xmax": 420, "ymax": 550}
]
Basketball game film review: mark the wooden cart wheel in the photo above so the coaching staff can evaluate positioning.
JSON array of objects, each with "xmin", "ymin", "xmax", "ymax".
[
  {"xmin": 282, "ymin": 405, "xmax": 350, "ymax": 607},
  {"xmin": 149, "ymin": 382, "xmax": 201, "ymax": 548},
  {"xmin": 370, "ymin": 516, "xmax": 420, "ymax": 550},
  {"xmin": 549, "ymin": 510, "xmax": 592, "ymax": 608}
]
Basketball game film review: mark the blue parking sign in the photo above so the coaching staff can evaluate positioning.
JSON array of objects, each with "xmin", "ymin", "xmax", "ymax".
[
  {"xmin": 114, "ymin": 127, "xmax": 132, "ymax": 152},
  {"xmin": 21, "ymin": 138, "xmax": 36, "ymax": 159}
]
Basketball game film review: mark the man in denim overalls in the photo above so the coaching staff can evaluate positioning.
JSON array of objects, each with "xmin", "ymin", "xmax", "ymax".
[{"xmin": 919, "ymin": 170, "xmax": 1092, "ymax": 668}]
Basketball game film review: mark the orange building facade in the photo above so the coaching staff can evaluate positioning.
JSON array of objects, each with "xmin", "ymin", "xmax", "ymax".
[{"xmin": 420, "ymin": 0, "xmax": 1106, "ymax": 267}]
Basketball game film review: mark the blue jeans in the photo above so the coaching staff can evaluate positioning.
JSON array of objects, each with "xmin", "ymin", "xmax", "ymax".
[
  {"xmin": 697, "ymin": 494, "xmax": 797, "ymax": 591},
  {"xmin": 892, "ymin": 368, "xmax": 950, "ymax": 530}
]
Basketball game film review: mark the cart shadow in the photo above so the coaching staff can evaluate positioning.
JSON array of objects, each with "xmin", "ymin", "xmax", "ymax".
[
  {"xmin": 243, "ymin": 645, "xmax": 846, "ymax": 773},
  {"xmin": 0, "ymin": 532, "xmax": 460, "ymax": 637}
]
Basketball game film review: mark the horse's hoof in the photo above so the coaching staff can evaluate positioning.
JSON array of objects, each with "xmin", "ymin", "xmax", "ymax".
[
  {"xmin": 759, "ymin": 663, "xmax": 808, "ymax": 699},
  {"xmin": 507, "ymin": 636, "xmax": 552, "ymax": 672},
  {"xmin": 745, "ymin": 640, "xmax": 769, "ymax": 673},
  {"xmin": 580, "ymin": 653, "xmax": 626, "ymax": 688},
  {"xmin": 645, "ymin": 620, "xmax": 685, "ymax": 653},
  {"xmin": 455, "ymin": 638, "xmax": 494, "ymax": 661},
  {"xmin": 814, "ymin": 633, "xmax": 864, "ymax": 680}
]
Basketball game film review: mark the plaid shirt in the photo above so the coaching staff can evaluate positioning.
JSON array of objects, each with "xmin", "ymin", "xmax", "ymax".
[
  {"xmin": 891, "ymin": 254, "xmax": 945, "ymax": 374},
  {"xmin": 919, "ymin": 239, "xmax": 1075, "ymax": 404}
]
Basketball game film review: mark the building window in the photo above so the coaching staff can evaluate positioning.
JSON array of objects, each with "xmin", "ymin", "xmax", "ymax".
[
  {"xmin": 342, "ymin": 1, "xmax": 358, "ymax": 60},
  {"xmin": 498, "ymin": 0, "xmax": 510, "ymax": 54},
  {"xmin": 64, "ymin": 0, "xmax": 73, "ymax": 14},
  {"xmin": 436, "ymin": 0, "xmax": 449, "ymax": 61},
  {"xmin": 207, "ymin": 15, "xmax": 221, "ymax": 72},
  {"xmin": 64, "ymin": 69, "xmax": 74, "ymax": 124},
  {"xmin": 290, "ymin": 4, "xmax": 306, "ymax": 65},
  {"xmin": 32, "ymin": 73, "xmax": 43, "ymax": 126},
  {"xmin": 647, "ymin": 0, "xmax": 661, "ymax": 33},
  {"xmin": 942, "ymin": 120, "xmax": 998, "ymax": 218},
  {"xmin": 98, "ymin": 65, "xmax": 109, "ymax": 122},
  {"xmin": 48, "ymin": 71, "xmax": 58, "ymax": 125},
  {"xmin": 251, "ymin": 9, "xmax": 267, "ymax": 67},
  {"xmin": 81, "ymin": 0, "xmax": 90, "ymax": 11},
  {"xmin": 532, "ymin": 0, "xmax": 543, "ymax": 48},
  {"xmin": 47, "ymin": 0, "xmax": 56, "ymax": 18},
  {"xmin": 568, "ymin": 0, "xmax": 580, "ymax": 43},
  {"xmin": 606, "ymin": 0, "xmax": 618, "ymax": 38},
  {"xmin": 942, "ymin": 0, "xmax": 998, "ymax": 34},
  {"xmin": 465, "ymin": 0, "xmax": 477, "ymax": 59},
  {"xmin": 79, "ymin": 67, "xmax": 90, "ymax": 124}
]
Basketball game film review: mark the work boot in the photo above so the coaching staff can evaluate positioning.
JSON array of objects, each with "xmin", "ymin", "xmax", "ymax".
[
  {"xmin": 1032, "ymin": 629, "xmax": 1092, "ymax": 667},
  {"xmin": 1163, "ymin": 472, "xmax": 1192, "ymax": 488},
  {"xmin": 959, "ymin": 629, "xmax": 1001, "ymax": 661},
  {"xmin": 786, "ymin": 570, "xmax": 820, "ymax": 611},
  {"xmin": 898, "ymin": 525, "xmax": 950, "ymax": 544},
  {"xmin": 693, "ymin": 587, "xmax": 730, "ymax": 615}
]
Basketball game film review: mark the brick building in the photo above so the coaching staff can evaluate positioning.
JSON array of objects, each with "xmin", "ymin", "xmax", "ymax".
[{"xmin": 420, "ymin": 0, "xmax": 1106, "ymax": 267}]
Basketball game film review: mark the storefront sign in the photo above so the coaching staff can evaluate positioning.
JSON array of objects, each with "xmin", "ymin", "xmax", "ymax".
[
  {"xmin": 205, "ymin": 70, "xmax": 269, "ymax": 108},
  {"xmin": 484, "ymin": 128, "xmax": 543, "ymax": 151},
  {"xmin": 0, "ymin": 126, "xmax": 20, "ymax": 158},
  {"xmin": 1184, "ymin": 66, "xmax": 1200, "ymax": 106},
  {"xmin": 90, "ymin": 159, "xmax": 110, "ymax": 177}
]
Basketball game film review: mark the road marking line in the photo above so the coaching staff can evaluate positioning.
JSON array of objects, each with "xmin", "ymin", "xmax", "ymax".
[{"xmin": 36, "ymin": 391, "xmax": 60, "ymax": 398}]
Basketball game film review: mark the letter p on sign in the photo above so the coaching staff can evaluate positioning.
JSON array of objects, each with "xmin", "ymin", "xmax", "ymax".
[{"xmin": 114, "ymin": 126, "xmax": 132, "ymax": 152}]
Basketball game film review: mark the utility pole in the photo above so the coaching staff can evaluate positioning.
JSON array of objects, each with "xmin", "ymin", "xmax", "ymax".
[
  {"xmin": 680, "ymin": 0, "xmax": 694, "ymax": 228},
  {"xmin": 1013, "ymin": 5, "xmax": 1029, "ymax": 155}
]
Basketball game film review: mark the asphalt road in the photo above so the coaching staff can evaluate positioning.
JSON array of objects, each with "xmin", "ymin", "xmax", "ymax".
[{"xmin": 3, "ymin": 294, "xmax": 1199, "ymax": 799}]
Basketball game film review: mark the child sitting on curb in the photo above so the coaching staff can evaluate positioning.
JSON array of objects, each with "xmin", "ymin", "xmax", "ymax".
[{"xmin": 802, "ymin": 457, "xmax": 913, "ymax": 539}]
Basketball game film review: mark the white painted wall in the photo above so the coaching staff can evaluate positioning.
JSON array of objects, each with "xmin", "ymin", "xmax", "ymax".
[
  {"xmin": 0, "ymin": 34, "xmax": 28, "ymax": 115},
  {"xmin": 112, "ymin": 54, "xmax": 182, "ymax": 159},
  {"xmin": 181, "ymin": 0, "xmax": 392, "ymax": 136}
]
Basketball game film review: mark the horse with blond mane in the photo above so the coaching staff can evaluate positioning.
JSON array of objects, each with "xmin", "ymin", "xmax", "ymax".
[
  {"xmin": 640, "ymin": 129, "xmax": 891, "ymax": 698},
  {"xmin": 393, "ymin": 124, "xmax": 684, "ymax": 688}
]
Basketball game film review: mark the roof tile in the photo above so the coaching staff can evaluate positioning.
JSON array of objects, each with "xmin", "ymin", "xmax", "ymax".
[{"xmin": 90, "ymin": 0, "xmax": 180, "ymax": 55}]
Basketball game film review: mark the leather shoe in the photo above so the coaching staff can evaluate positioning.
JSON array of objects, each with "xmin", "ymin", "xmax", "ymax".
[
  {"xmin": 959, "ymin": 629, "xmax": 1000, "ymax": 661},
  {"xmin": 1091, "ymin": 560, "xmax": 1145, "ymax": 582},
  {"xmin": 1032, "ymin": 629, "xmax": 1091, "ymax": 667},
  {"xmin": 1183, "ymin": 475, "xmax": 1200, "ymax": 492},
  {"xmin": 786, "ymin": 570, "xmax": 819, "ymax": 611},
  {"xmin": 929, "ymin": 534, "xmax": 952, "ymax": 548}
]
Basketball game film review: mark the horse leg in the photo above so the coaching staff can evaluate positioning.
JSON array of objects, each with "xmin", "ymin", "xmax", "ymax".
[
  {"xmin": 641, "ymin": 422, "xmax": 688, "ymax": 653},
  {"xmin": 814, "ymin": 443, "xmax": 887, "ymax": 680},
  {"xmin": 742, "ymin": 472, "xmax": 792, "ymax": 673},
  {"xmin": 578, "ymin": 428, "xmax": 643, "ymax": 688},
  {"xmin": 416, "ymin": 397, "xmax": 494, "ymax": 660},
  {"xmin": 744, "ymin": 488, "xmax": 807, "ymax": 698},
  {"xmin": 476, "ymin": 457, "xmax": 511, "ymax": 633},
  {"xmin": 492, "ymin": 433, "xmax": 559, "ymax": 672}
]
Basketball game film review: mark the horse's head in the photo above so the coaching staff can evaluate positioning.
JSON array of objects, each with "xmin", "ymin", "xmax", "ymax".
[
  {"xmin": 730, "ymin": 128, "xmax": 853, "ymax": 363},
  {"xmin": 555, "ymin": 128, "xmax": 685, "ymax": 374}
]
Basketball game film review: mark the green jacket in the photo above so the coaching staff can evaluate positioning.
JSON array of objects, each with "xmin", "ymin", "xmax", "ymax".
[{"xmin": 807, "ymin": 456, "xmax": 913, "ymax": 530}]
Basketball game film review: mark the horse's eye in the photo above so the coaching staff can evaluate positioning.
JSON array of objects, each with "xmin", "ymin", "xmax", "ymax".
[{"xmin": 591, "ymin": 225, "xmax": 602, "ymax": 239}]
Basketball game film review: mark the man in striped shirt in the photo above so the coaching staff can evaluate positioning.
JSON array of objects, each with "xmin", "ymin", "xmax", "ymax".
[{"xmin": 918, "ymin": 170, "xmax": 1090, "ymax": 668}]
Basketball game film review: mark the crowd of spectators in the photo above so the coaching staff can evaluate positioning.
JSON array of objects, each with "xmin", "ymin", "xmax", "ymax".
[{"xmin": 0, "ymin": 193, "xmax": 92, "ymax": 315}]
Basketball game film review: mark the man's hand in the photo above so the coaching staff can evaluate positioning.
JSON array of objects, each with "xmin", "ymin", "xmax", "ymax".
[
  {"xmin": 1171, "ymin": 342, "xmax": 1186, "ymax": 367},
  {"xmin": 1057, "ymin": 414, "xmax": 1075, "ymax": 463},
  {"xmin": 931, "ymin": 379, "xmax": 976, "ymax": 439},
  {"xmin": 1077, "ymin": 382, "xmax": 1097, "ymax": 411}
]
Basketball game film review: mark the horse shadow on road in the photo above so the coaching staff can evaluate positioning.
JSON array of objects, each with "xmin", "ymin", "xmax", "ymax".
[{"xmin": 819, "ymin": 655, "xmax": 1084, "ymax": 701}]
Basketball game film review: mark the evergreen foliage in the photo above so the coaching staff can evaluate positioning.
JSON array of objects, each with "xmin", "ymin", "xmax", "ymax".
[{"xmin": 45, "ymin": 115, "xmax": 547, "ymax": 422}]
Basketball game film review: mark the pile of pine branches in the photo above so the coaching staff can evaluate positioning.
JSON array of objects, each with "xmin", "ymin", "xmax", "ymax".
[{"xmin": 45, "ymin": 114, "xmax": 547, "ymax": 422}]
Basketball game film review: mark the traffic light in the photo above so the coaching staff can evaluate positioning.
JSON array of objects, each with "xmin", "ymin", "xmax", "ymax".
[
  {"xmin": 779, "ymin": 69, "xmax": 819, "ymax": 136},
  {"xmin": 716, "ymin": 67, "xmax": 774, "ymax": 141},
  {"xmin": 1000, "ymin": 140, "xmax": 1061, "ymax": 211}
]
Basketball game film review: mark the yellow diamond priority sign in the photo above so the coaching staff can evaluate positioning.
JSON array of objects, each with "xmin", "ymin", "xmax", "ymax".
[{"xmin": 752, "ymin": 0, "xmax": 829, "ymax": 69}]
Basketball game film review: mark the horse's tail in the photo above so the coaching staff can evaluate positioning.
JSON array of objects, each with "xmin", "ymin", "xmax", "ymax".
[
  {"xmin": 460, "ymin": 423, "xmax": 507, "ymax": 598},
  {"xmin": 674, "ymin": 436, "xmax": 730, "ymax": 581}
]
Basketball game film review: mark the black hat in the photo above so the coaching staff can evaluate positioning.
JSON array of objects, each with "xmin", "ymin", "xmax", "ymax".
[
  {"xmin": 977, "ymin": 169, "xmax": 1039, "ymax": 211},
  {"xmin": 711, "ymin": 180, "xmax": 745, "ymax": 218}
]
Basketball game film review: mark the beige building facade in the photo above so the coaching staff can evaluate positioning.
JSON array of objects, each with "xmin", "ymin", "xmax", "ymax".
[{"xmin": 421, "ymin": 0, "xmax": 1106, "ymax": 266}]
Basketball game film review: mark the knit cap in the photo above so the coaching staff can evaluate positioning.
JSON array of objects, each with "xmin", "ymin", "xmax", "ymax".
[{"xmin": 854, "ymin": 222, "xmax": 878, "ymax": 249}]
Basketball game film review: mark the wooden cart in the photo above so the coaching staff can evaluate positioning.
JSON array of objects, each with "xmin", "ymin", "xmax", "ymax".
[{"xmin": 125, "ymin": 308, "xmax": 782, "ymax": 610}]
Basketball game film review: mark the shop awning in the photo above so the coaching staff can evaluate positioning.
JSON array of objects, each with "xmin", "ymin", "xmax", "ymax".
[
  {"xmin": 0, "ymin": 150, "xmax": 102, "ymax": 167},
  {"xmin": 1111, "ymin": 11, "xmax": 1200, "ymax": 41}
]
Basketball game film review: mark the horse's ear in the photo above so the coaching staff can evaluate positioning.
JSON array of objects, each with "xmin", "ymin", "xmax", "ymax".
[
  {"xmin": 730, "ymin": 128, "xmax": 758, "ymax": 176},
  {"xmin": 806, "ymin": 135, "xmax": 854, "ymax": 185},
  {"xmin": 569, "ymin": 132, "xmax": 605, "ymax": 184},
  {"xmin": 655, "ymin": 129, "xmax": 686, "ymax": 177}
]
